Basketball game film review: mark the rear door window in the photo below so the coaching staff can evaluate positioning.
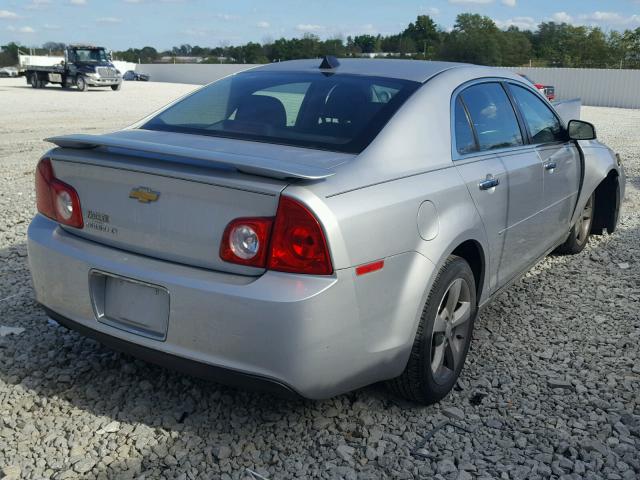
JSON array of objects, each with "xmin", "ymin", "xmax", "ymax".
[
  {"xmin": 509, "ymin": 84, "xmax": 564, "ymax": 144},
  {"xmin": 460, "ymin": 83, "xmax": 523, "ymax": 151}
]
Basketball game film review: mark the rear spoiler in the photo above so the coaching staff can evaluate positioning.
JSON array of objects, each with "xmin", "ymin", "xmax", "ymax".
[{"xmin": 45, "ymin": 133, "xmax": 334, "ymax": 181}]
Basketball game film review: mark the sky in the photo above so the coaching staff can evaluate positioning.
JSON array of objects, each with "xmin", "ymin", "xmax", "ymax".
[{"xmin": 1, "ymin": 0, "xmax": 639, "ymax": 50}]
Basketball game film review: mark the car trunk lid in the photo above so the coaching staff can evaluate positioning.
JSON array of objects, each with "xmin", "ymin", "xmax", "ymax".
[
  {"xmin": 46, "ymin": 131, "xmax": 354, "ymax": 275},
  {"xmin": 47, "ymin": 129, "xmax": 348, "ymax": 180}
]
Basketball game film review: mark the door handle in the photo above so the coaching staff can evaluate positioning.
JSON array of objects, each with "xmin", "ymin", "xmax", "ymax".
[
  {"xmin": 544, "ymin": 161, "xmax": 557, "ymax": 171},
  {"xmin": 479, "ymin": 176, "xmax": 500, "ymax": 191}
]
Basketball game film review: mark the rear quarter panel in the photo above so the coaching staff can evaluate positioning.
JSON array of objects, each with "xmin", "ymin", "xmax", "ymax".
[{"xmin": 284, "ymin": 164, "xmax": 488, "ymax": 374}]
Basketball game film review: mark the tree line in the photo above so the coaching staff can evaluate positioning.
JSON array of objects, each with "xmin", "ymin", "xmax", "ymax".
[{"xmin": 2, "ymin": 14, "xmax": 640, "ymax": 69}]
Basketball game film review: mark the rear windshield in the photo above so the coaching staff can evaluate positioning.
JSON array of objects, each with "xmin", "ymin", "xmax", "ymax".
[{"xmin": 142, "ymin": 71, "xmax": 420, "ymax": 154}]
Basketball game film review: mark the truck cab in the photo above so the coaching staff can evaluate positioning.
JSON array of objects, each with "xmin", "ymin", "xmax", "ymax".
[{"xmin": 26, "ymin": 45, "xmax": 123, "ymax": 92}]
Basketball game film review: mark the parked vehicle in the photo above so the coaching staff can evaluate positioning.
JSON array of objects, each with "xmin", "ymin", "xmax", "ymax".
[
  {"xmin": 24, "ymin": 45, "xmax": 122, "ymax": 91},
  {"xmin": 0, "ymin": 67, "xmax": 18, "ymax": 77},
  {"xmin": 28, "ymin": 58, "xmax": 625, "ymax": 403},
  {"xmin": 123, "ymin": 70, "xmax": 150, "ymax": 81},
  {"xmin": 518, "ymin": 73, "xmax": 556, "ymax": 101}
]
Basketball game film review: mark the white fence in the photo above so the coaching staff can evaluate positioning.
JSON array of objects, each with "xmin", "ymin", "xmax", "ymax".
[
  {"xmin": 131, "ymin": 63, "xmax": 640, "ymax": 109},
  {"xmin": 135, "ymin": 64, "xmax": 258, "ymax": 85},
  {"xmin": 112, "ymin": 61, "xmax": 138, "ymax": 74},
  {"xmin": 507, "ymin": 67, "xmax": 640, "ymax": 109}
]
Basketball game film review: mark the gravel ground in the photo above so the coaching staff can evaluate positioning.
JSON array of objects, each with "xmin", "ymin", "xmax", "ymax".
[{"xmin": 0, "ymin": 77, "xmax": 638, "ymax": 480}]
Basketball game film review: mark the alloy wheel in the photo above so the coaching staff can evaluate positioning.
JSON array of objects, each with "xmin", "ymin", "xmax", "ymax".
[
  {"xmin": 430, "ymin": 277, "xmax": 472, "ymax": 385},
  {"xmin": 575, "ymin": 195, "xmax": 594, "ymax": 245}
]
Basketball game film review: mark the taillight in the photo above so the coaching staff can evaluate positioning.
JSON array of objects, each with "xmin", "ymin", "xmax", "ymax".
[
  {"xmin": 267, "ymin": 196, "xmax": 332, "ymax": 275},
  {"xmin": 35, "ymin": 158, "xmax": 84, "ymax": 228},
  {"xmin": 219, "ymin": 218, "xmax": 273, "ymax": 267},
  {"xmin": 219, "ymin": 196, "xmax": 333, "ymax": 275}
]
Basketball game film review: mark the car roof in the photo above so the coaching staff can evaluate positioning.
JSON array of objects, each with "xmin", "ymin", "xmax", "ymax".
[{"xmin": 252, "ymin": 58, "xmax": 473, "ymax": 83}]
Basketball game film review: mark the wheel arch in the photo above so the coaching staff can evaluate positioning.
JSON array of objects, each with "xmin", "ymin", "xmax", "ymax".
[
  {"xmin": 591, "ymin": 169, "xmax": 620, "ymax": 235},
  {"xmin": 450, "ymin": 239, "xmax": 486, "ymax": 304}
]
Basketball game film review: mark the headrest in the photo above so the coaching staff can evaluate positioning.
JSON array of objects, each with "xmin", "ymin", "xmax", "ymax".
[{"xmin": 235, "ymin": 95, "xmax": 286, "ymax": 128}]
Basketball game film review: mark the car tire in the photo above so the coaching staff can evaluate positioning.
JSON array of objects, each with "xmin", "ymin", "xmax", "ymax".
[
  {"xmin": 76, "ymin": 76, "xmax": 88, "ymax": 92},
  {"xmin": 387, "ymin": 255, "xmax": 477, "ymax": 405},
  {"xmin": 30, "ymin": 74, "xmax": 40, "ymax": 88},
  {"xmin": 111, "ymin": 83, "xmax": 121, "ymax": 91},
  {"xmin": 555, "ymin": 193, "xmax": 594, "ymax": 255}
]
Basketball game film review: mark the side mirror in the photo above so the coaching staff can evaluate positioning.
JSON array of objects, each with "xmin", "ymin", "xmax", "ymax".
[{"xmin": 568, "ymin": 120, "xmax": 596, "ymax": 141}]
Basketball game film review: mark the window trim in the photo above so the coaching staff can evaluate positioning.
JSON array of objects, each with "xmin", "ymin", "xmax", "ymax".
[
  {"xmin": 455, "ymin": 96, "xmax": 480, "ymax": 155},
  {"xmin": 450, "ymin": 77, "xmax": 568, "ymax": 162},
  {"xmin": 501, "ymin": 80, "xmax": 530, "ymax": 144}
]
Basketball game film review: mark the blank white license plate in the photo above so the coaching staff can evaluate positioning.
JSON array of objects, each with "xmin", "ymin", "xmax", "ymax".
[{"xmin": 90, "ymin": 271, "xmax": 169, "ymax": 341}]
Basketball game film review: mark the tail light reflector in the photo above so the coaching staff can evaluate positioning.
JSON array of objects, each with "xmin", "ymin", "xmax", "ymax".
[
  {"xmin": 219, "ymin": 218, "xmax": 273, "ymax": 267},
  {"xmin": 35, "ymin": 158, "xmax": 84, "ymax": 228},
  {"xmin": 220, "ymin": 196, "xmax": 333, "ymax": 275}
]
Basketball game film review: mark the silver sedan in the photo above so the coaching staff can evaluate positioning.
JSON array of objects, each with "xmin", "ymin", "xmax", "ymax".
[{"xmin": 28, "ymin": 58, "xmax": 625, "ymax": 403}]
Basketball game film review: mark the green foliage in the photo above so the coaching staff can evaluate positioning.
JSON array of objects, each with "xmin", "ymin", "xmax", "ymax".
[
  {"xmin": 113, "ymin": 46, "xmax": 159, "ymax": 63},
  {"xmin": 608, "ymin": 28, "xmax": 640, "ymax": 68},
  {"xmin": 403, "ymin": 15, "xmax": 439, "ymax": 46},
  {"xmin": 500, "ymin": 27, "xmax": 532, "ymax": 67},
  {"xmin": 530, "ymin": 22, "xmax": 640, "ymax": 68},
  {"xmin": 0, "ymin": 42, "xmax": 25, "ymax": 66},
  {"xmin": 351, "ymin": 34, "xmax": 379, "ymax": 54},
  {"xmin": 17, "ymin": 15, "xmax": 634, "ymax": 70},
  {"xmin": 380, "ymin": 35, "xmax": 417, "ymax": 55},
  {"xmin": 440, "ymin": 14, "xmax": 503, "ymax": 65}
]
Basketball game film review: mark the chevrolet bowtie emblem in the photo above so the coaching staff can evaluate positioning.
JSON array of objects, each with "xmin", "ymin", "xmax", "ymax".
[{"xmin": 129, "ymin": 186, "xmax": 160, "ymax": 203}]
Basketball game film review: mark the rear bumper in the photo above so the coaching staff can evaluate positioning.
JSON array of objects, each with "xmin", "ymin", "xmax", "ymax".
[
  {"xmin": 28, "ymin": 215, "xmax": 433, "ymax": 398},
  {"xmin": 44, "ymin": 307, "xmax": 299, "ymax": 398}
]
